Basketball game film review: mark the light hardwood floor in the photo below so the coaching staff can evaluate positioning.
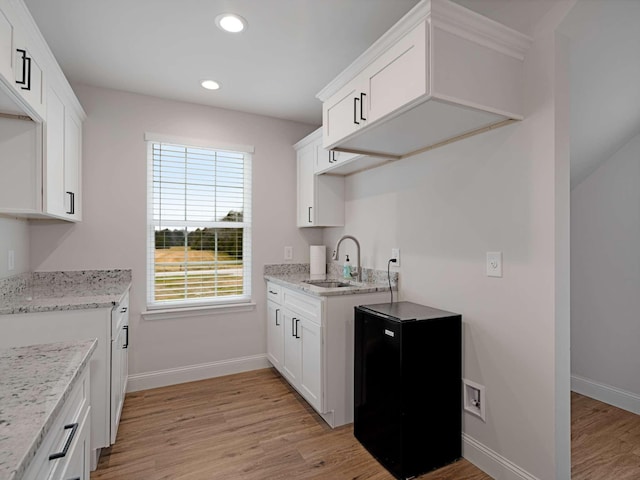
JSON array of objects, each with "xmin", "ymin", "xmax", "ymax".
[
  {"xmin": 91, "ymin": 369, "xmax": 639, "ymax": 479},
  {"xmin": 571, "ymin": 392, "xmax": 640, "ymax": 479}
]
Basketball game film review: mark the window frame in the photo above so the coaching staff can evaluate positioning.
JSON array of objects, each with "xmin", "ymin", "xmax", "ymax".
[{"xmin": 145, "ymin": 133, "xmax": 253, "ymax": 311}]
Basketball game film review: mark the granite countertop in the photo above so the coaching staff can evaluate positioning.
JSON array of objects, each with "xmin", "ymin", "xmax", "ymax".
[
  {"xmin": 0, "ymin": 270, "xmax": 131, "ymax": 315},
  {"xmin": 264, "ymin": 264, "xmax": 397, "ymax": 297},
  {"xmin": 0, "ymin": 339, "xmax": 97, "ymax": 480}
]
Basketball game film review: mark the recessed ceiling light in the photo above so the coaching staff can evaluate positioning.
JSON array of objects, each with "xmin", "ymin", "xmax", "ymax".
[
  {"xmin": 201, "ymin": 80, "xmax": 220, "ymax": 90},
  {"xmin": 215, "ymin": 13, "xmax": 247, "ymax": 33}
]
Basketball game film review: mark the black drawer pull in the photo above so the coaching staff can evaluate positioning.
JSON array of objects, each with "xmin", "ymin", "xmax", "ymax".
[
  {"xmin": 16, "ymin": 49, "xmax": 31, "ymax": 91},
  {"xmin": 66, "ymin": 191, "xmax": 75, "ymax": 215},
  {"xmin": 268, "ymin": 290, "xmax": 277, "ymax": 295},
  {"xmin": 49, "ymin": 423, "xmax": 78, "ymax": 460},
  {"xmin": 67, "ymin": 477, "xmax": 81, "ymax": 480},
  {"xmin": 295, "ymin": 318, "xmax": 300, "ymax": 339},
  {"xmin": 120, "ymin": 306, "xmax": 127, "ymax": 313},
  {"xmin": 360, "ymin": 92, "xmax": 367, "ymax": 120},
  {"xmin": 353, "ymin": 97, "xmax": 360, "ymax": 125},
  {"xmin": 275, "ymin": 308, "xmax": 280, "ymax": 326},
  {"xmin": 308, "ymin": 206, "xmax": 312, "ymax": 223},
  {"xmin": 123, "ymin": 325, "xmax": 129, "ymax": 348}
]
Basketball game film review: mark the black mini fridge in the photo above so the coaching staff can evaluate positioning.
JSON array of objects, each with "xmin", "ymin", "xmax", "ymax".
[{"xmin": 354, "ymin": 302, "xmax": 462, "ymax": 480}]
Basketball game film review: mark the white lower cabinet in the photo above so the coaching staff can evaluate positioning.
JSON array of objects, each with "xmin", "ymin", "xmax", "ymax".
[
  {"xmin": 266, "ymin": 300, "xmax": 284, "ymax": 371},
  {"xmin": 23, "ymin": 369, "xmax": 91, "ymax": 480},
  {"xmin": 266, "ymin": 281, "xmax": 388, "ymax": 427},
  {"xmin": 0, "ymin": 289, "xmax": 130, "ymax": 470}
]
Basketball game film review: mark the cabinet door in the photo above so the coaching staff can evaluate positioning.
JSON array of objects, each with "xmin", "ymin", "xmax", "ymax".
[
  {"xmin": 0, "ymin": 9, "xmax": 13, "ymax": 82},
  {"xmin": 55, "ymin": 407, "xmax": 90, "ymax": 480},
  {"xmin": 296, "ymin": 141, "xmax": 315, "ymax": 227},
  {"xmin": 44, "ymin": 85, "xmax": 65, "ymax": 217},
  {"xmin": 110, "ymin": 330, "xmax": 123, "ymax": 444},
  {"xmin": 314, "ymin": 143, "xmax": 333, "ymax": 174},
  {"xmin": 299, "ymin": 318, "xmax": 322, "ymax": 412},
  {"xmin": 282, "ymin": 310, "xmax": 301, "ymax": 385},
  {"xmin": 364, "ymin": 20, "xmax": 427, "ymax": 124},
  {"xmin": 12, "ymin": 30, "xmax": 45, "ymax": 119},
  {"xmin": 64, "ymin": 110, "xmax": 82, "ymax": 220},
  {"xmin": 322, "ymin": 76, "xmax": 367, "ymax": 149},
  {"xmin": 266, "ymin": 300, "xmax": 284, "ymax": 372}
]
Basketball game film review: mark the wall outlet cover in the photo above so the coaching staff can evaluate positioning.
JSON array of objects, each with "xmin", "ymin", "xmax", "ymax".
[
  {"xmin": 391, "ymin": 248, "xmax": 400, "ymax": 267},
  {"xmin": 463, "ymin": 378, "xmax": 486, "ymax": 422},
  {"xmin": 284, "ymin": 246, "xmax": 293, "ymax": 261},
  {"xmin": 486, "ymin": 251, "xmax": 502, "ymax": 277}
]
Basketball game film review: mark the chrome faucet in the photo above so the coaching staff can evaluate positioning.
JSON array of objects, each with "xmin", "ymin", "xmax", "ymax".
[{"xmin": 332, "ymin": 235, "xmax": 361, "ymax": 282}]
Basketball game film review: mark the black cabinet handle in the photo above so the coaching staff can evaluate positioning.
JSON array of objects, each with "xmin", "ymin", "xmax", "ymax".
[
  {"xmin": 360, "ymin": 93, "xmax": 367, "ymax": 121},
  {"xmin": 268, "ymin": 290, "xmax": 277, "ymax": 295},
  {"xmin": 66, "ymin": 191, "xmax": 75, "ymax": 215},
  {"xmin": 49, "ymin": 423, "xmax": 78, "ymax": 460},
  {"xmin": 353, "ymin": 97, "xmax": 360, "ymax": 125},
  {"xmin": 328, "ymin": 151, "xmax": 333, "ymax": 163},
  {"xmin": 275, "ymin": 308, "xmax": 280, "ymax": 326},
  {"xmin": 295, "ymin": 318, "xmax": 300, "ymax": 339},
  {"xmin": 123, "ymin": 325, "xmax": 129, "ymax": 348},
  {"xmin": 120, "ymin": 306, "xmax": 127, "ymax": 313},
  {"xmin": 291, "ymin": 317, "xmax": 296, "ymax": 337},
  {"xmin": 308, "ymin": 206, "xmax": 312, "ymax": 223},
  {"xmin": 67, "ymin": 477, "xmax": 81, "ymax": 480},
  {"xmin": 16, "ymin": 49, "xmax": 31, "ymax": 91}
]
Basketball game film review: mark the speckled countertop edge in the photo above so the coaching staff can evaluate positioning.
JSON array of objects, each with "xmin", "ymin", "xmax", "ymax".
[
  {"xmin": 264, "ymin": 263, "xmax": 397, "ymax": 297},
  {"xmin": 0, "ymin": 339, "xmax": 97, "ymax": 480},
  {"xmin": 264, "ymin": 273, "xmax": 394, "ymax": 296},
  {"xmin": 0, "ymin": 270, "xmax": 131, "ymax": 315}
]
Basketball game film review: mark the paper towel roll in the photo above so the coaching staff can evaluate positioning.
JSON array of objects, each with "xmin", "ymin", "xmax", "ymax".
[{"xmin": 310, "ymin": 245, "xmax": 326, "ymax": 276}]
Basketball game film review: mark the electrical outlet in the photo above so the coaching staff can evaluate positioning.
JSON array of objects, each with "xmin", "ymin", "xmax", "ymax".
[
  {"xmin": 463, "ymin": 379, "xmax": 486, "ymax": 421},
  {"xmin": 486, "ymin": 251, "xmax": 502, "ymax": 277},
  {"xmin": 8, "ymin": 250, "xmax": 15, "ymax": 271},
  {"xmin": 391, "ymin": 248, "xmax": 400, "ymax": 267},
  {"xmin": 284, "ymin": 246, "xmax": 293, "ymax": 260}
]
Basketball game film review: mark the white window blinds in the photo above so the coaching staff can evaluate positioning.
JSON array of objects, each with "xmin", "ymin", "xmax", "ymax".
[{"xmin": 147, "ymin": 138, "xmax": 252, "ymax": 308}]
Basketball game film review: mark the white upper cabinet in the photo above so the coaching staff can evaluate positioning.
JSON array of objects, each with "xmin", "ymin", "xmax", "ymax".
[
  {"xmin": 44, "ymin": 84, "xmax": 82, "ymax": 221},
  {"xmin": 317, "ymin": 0, "xmax": 532, "ymax": 160},
  {"xmin": 12, "ymin": 27, "xmax": 45, "ymax": 119},
  {"xmin": 0, "ymin": 8, "xmax": 13, "ymax": 82},
  {"xmin": 295, "ymin": 128, "xmax": 344, "ymax": 228},
  {"xmin": 0, "ymin": 0, "xmax": 85, "ymax": 221}
]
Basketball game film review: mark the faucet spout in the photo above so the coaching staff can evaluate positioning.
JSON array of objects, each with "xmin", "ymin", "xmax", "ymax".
[{"xmin": 333, "ymin": 235, "xmax": 361, "ymax": 282}]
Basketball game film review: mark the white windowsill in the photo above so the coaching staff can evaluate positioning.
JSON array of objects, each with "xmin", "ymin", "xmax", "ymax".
[{"xmin": 142, "ymin": 301, "xmax": 256, "ymax": 320}]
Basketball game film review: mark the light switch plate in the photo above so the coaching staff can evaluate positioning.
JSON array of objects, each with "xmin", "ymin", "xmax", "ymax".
[
  {"xmin": 8, "ymin": 250, "xmax": 15, "ymax": 271},
  {"xmin": 284, "ymin": 246, "xmax": 293, "ymax": 260},
  {"xmin": 486, "ymin": 251, "xmax": 502, "ymax": 277}
]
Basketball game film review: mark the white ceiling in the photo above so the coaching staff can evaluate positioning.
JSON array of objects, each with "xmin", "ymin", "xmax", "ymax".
[{"xmin": 23, "ymin": 0, "xmax": 640, "ymax": 185}]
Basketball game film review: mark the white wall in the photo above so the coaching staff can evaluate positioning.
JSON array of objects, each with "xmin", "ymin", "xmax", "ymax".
[
  {"xmin": 571, "ymin": 132, "xmax": 640, "ymax": 396},
  {"xmin": 323, "ymin": 24, "xmax": 570, "ymax": 480},
  {"xmin": 0, "ymin": 215, "xmax": 30, "ymax": 278},
  {"xmin": 29, "ymin": 84, "xmax": 320, "ymax": 379}
]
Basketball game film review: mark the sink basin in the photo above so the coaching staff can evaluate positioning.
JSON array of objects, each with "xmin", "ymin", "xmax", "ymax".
[{"xmin": 304, "ymin": 280, "xmax": 352, "ymax": 288}]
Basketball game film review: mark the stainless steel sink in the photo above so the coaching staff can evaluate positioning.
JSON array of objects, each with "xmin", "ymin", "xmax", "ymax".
[{"xmin": 304, "ymin": 280, "xmax": 352, "ymax": 288}]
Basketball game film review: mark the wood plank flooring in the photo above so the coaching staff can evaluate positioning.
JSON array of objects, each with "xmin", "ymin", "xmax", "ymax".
[
  {"xmin": 92, "ymin": 369, "xmax": 488, "ymax": 480},
  {"xmin": 571, "ymin": 392, "xmax": 640, "ymax": 479},
  {"xmin": 91, "ymin": 369, "xmax": 640, "ymax": 479}
]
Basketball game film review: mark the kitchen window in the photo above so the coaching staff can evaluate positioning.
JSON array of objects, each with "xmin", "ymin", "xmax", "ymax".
[{"xmin": 146, "ymin": 133, "xmax": 252, "ymax": 311}]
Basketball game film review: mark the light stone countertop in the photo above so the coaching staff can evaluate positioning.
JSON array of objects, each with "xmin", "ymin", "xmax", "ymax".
[
  {"xmin": 0, "ymin": 270, "xmax": 131, "ymax": 315},
  {"xmin": 264, "ymin": 263, "xmax": 397, "ymax": 297},
  {"xmin": 0, "ymin": 339, "xmax": 97, "ymax": 480}
]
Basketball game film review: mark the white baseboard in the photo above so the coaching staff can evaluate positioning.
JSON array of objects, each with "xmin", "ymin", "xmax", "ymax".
[
  {"xmin": 463, "ymin": 433, "xmax": 540, "ymax": 480},
  {"xmin": 127, "ymin": 354, "xmax": 270, "ymax": 392},
  {"xmin": 571, "ymin": 374, "xmax": 640, "ymax": 415}
]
